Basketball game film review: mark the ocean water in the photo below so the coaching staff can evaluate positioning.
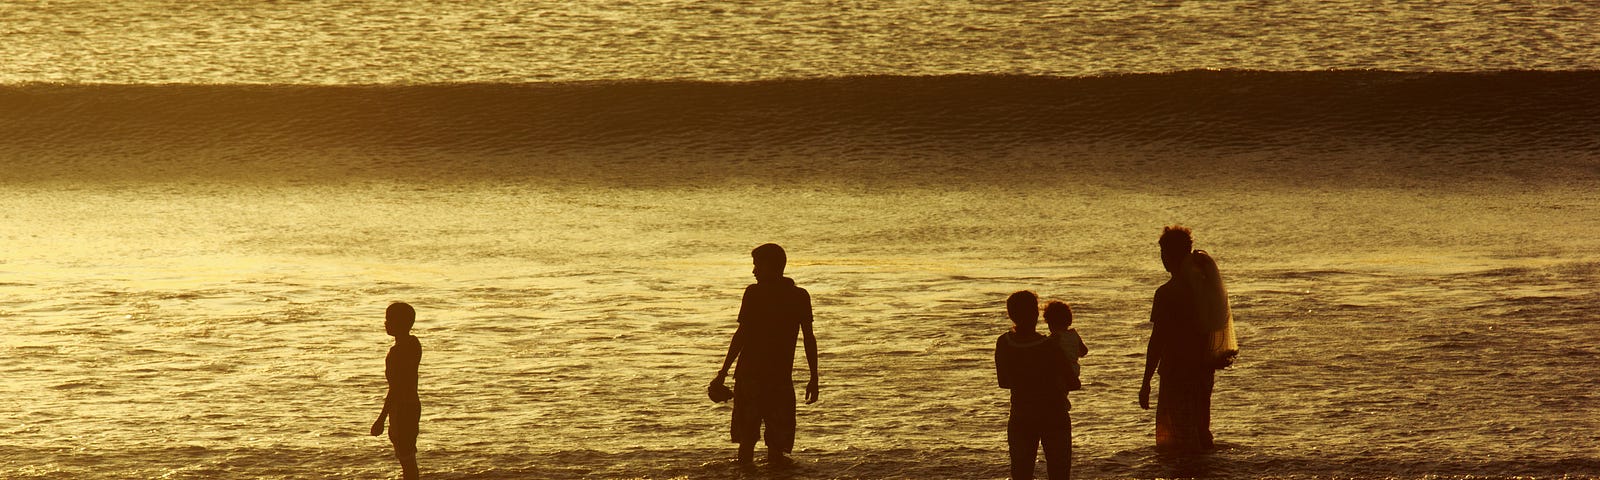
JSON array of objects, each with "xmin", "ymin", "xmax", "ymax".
[
  {"xmin": 4, "ymin": 0, "xmax": 1600, "ymax": 83},
  {"xmin": 3, "ymin": 2, "xmax": 1600, "ymax": 479}
]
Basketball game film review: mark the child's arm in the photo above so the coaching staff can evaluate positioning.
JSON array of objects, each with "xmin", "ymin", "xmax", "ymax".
[
  {"xmin": 1077, "ymin": 333, "xmax": 1089, "ymax": 357},
  {"xmin": 371, "ymin": 398, "xmax": 388, "ymax": 436}
]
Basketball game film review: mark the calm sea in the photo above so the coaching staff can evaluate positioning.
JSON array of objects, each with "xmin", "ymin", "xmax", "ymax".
[{"xmin": 2, "ymin": 1, "xmax": 1598, "ymax": 478}]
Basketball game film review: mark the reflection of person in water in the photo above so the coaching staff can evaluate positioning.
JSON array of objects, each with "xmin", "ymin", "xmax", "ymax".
[
  {"xmin": 371, "ymin": 302, "xmax": 422, "ymax": 480},
  {"xmin": 1139, "ymin": 226, "xmax": 1215, "ymax": 452},
  {"xmin": 711, "ymin": 243, "xmax": 820, "ymax": 465},
  {"xmin": 995, "ymin": 291, "xmax": 1072, "ymax": 480}
]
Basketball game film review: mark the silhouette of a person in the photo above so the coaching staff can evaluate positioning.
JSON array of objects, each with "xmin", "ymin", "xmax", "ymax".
[
  {"xmin": 995, "ymin": 291, "xmax": 1073, "ymax": 479},
  {"xmin": 371, "ymin": 302, "xmax": 422, "ymax": 479},
  {"xmin": 711, "ymin": 243, "xmax": 820, "ymax": 465},
  {"xmin": 1139, "ymin": 226, "xmax": 1216, "ymax": 452}
]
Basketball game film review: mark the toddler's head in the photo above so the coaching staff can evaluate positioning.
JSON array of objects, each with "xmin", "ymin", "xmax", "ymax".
[{"xmin": 1043, "ymin": 301, "xmax": 1072, "ymax": 333}]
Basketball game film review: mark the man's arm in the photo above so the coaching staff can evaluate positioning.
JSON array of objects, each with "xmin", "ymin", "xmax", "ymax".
[
  {"xmin": 1077, "ymin": 334, "xmax": 1089, "ymax": 357},
  {"xmin": 716, "ymin": 325, "xmax": 743, "ymax": 382},
  {"xmin": 801, "ymin": 290, "xmax": 819, "ymax": 404},
  {"xmin": 995, "ymin": 336, "xmax": 1012, "ymax": 389},
  {"xmin": 1140, "ymin": 296, "xmax": 1165, "ymax": 409},
  {"xmin": 715, "ymin": 287, "xmax": 754, "ymax": 383},
  {"xmin": 802, "ymin": 322, "xmax": 819, "ymax": 404}
]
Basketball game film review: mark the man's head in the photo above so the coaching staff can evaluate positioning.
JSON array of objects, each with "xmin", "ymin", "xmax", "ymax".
[
  {"xmin": 1159, "ymin": 225, "xmax": 1194, "ymax": 273},
  {"xmin": 1043, "ymin": 300, "xmax": 1072, "ymax": 332},
  {"xmin": 1006, "ymin": 290, "xmax": 1039, "ymax": 331},
  {"xmin": 385, "ymin": 302, "xmax": 415, "ymax": 336},
  {"xmin": 751, "ymin": 243, "xmax": 787, "ymax": 282}
]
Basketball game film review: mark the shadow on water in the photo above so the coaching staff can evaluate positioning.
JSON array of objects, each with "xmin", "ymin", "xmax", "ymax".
[
  {"xmin": 20, "ymin": 443, "xmax": 1598, "ymax": 479},
  {"xmin": 393, "ymin": 446, "xmax": 1003, "ymax": 479},
  {"xmin": 657, "ymin": 447, "xmax": 1008, "ymax": 479},
  {"xmin": 1095, "ymin": 443, "xmax": 1600, "ymax": 479},
  {"xmin": 468, "ymin": 447, "xmax": 1600, "ymax": 479}
]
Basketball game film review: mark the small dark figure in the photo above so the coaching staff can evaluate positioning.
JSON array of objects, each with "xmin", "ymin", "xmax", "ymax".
[
  {"xmin": 1139, "ymin": 225, "xmax": 1217, "ymax": 452},
  {"xmin": 371, "ymin": 302, "xmax": 422, "ymax": 479},
  {"xmin": 711, "ymin": 243, "xmax": 820, "ymax": 465},
  {"xmin": 995, "ymin": 291, "xmax": 1073, "ymax": 479},
  {"xmin": 1044, "ymin": 301, "xmax": 1089, "ymax": 392}
]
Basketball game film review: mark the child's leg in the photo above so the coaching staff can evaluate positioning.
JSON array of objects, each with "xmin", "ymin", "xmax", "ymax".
[
  {"xmin": 398, "ymin": 453, "xmax": 419, "ymax": 480},
  {"xmin": 738, "ymin": 442, "xmax": 756, "ymax": 464},
  {"xmin": 391, "ymin": 436, "xmax": 418, "ymax": 480},
  {"xmin": 389, "ymin": 403, "xmax": 421, "ymax": 480}
]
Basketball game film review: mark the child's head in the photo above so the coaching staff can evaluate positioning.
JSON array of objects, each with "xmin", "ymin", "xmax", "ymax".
[
  {"xmin": 1043, "ymin": 300, "xmax": 1073, "ymax": 333},
  {"xmin": 385, "ymin": 302, "xmax": 416, "ymax": 336},
  {"xmin": 1006, "ymin": 290, "xmax": 1039, "ymax": 331}
]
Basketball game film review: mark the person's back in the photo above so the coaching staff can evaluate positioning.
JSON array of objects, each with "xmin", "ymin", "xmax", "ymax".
[
  {"xmin": 995, "ymin": 330, "xmax": 1070, "ymax": 411},
  {"xmin": 734, "ymin": 278, "xmax": 809, "ymax": 382},
  {"xmin": 1152, "ymin": 280, "xmax": 1207, "ymax": 376},
  {"xmin": 388, "ymin": 335, "xmax": 422, "ymax": 400},
  {"xmin": 994, "ymin": 291, "xmax": 1071, "ymax": 480}
]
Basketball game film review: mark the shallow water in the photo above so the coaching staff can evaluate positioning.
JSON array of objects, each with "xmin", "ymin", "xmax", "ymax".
[
  {"xmin": 4, "ymin": 1, "xmax": 1600, "ymax": 478},
  {"xmin": 0, "ymin": 173, "xmax": 1596, "ymax": 478}
]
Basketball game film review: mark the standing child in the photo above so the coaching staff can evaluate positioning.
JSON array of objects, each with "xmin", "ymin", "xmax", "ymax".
[
  {"xmin": 995, "ymin": 291, "xmax": 1072, "ymax": 480},
  {"xmin": 371, "ymin": 302, "xmax": 422, "ymax": 480},
  {"xmin": 1044, "ymin": 301, "xmax": 1089, "ymax": 391}
]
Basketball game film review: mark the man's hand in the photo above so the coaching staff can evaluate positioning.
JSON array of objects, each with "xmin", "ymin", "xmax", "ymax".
[
  {"xmin": 370, "ymin": 417, "xmax": 385, "ymax": 437},
  {"xmin": 805, "ymin": 378, "xmax": 820, "ymax": 404},
  {"xmin": 1139, "ymin": 383, "xmax": 1152, "ymax": 410}
]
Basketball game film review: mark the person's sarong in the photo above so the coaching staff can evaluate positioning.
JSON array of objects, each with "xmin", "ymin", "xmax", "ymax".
[{"xmin": 1155, "ymin": 369, "xmax": 1214, "ymax": 452}]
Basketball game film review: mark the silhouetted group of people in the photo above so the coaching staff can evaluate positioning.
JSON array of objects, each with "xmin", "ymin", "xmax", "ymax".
[{"xmin": 368, "ymin": 227, "xmax": 1233, "ymax": 480}]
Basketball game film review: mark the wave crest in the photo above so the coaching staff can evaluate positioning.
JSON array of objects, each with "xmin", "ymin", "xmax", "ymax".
[{"xmin": 2, "ymin": 70, "xmax": 1595, "ymax": 183}]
